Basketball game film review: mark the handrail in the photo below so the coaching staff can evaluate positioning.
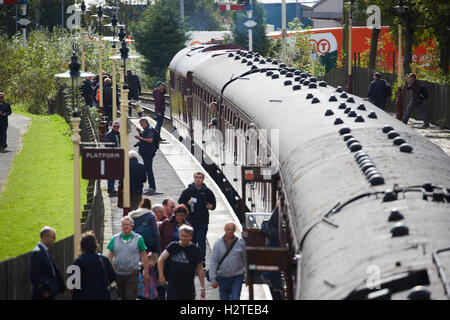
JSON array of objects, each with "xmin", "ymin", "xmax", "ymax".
[{"xmin": 432, "ymin": 247, "xmax": 450, "ymax": 299}]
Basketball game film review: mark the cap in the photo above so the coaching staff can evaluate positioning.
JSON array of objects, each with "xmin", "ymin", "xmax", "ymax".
[{"xmin": 155, "ymin": 81, "xmax": 165, "ymax": 87}]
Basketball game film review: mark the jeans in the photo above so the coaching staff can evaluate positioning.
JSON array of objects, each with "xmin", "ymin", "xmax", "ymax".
[
  {"xmin": 155, "ymin": 112, "xmax": 164, "ymax": 133},
  {"xmin": 402, "ymin": 99, "xmax": 429, "ymax": 125},
  {"xmin": 217, "ymin": 274, "xmax": 245, "ymax": 300},
  {"xmin": 192, "ymin": 223, "xmax": 208, "ymax": 263},
  {"xmin": 141, "ymin": 154, "xmax": 156, "ymax": 190},
  {"xmin": 108, "ymin": 179, "xmax": 116, "ymax": 192},
  {"xmin": 116, "ymin": 271, "xmax": 140, "ymax": 300},
  {"xmin": 166, "ymin": 282, "xmax": 195, "ymax": 300}
]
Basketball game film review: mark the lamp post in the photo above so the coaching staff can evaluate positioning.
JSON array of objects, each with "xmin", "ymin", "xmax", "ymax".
[
  {"xmin": 54, "ymin": 48, "xmax": 95, "ymax": 259},
  {"xmin": 347, "ymin": 0, "xmax": 354, "ymax": 94},
  {"xmin": 281, "ymin": 0, "xmax": 286, "ymax": 63},
  {"xmin": 94, "ymin": 6, "xmax": 109, "ymax": 139},
  {"xmin": 110, "ymin": 38, "xmax": 139, "ymax": 216},
  {"xmin": 80, "ymin": 1, "xmax": 86, "ymax": 71},
  {"xmin": 395, "ymin": 0, "xmax": 406, "ymax": 120},
  {"xmin": 118, "ymin": 26, "xmax": 126, "ymax": 89},
  {"xmin": 110, "ymin": 14, "xmax": 118, "ymax": 123}
]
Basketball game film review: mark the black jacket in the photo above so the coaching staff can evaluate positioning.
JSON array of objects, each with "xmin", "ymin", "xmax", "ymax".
[
  {"xmin": 367, "ymin": 78, "xmax": 389, "ymax": 104},
  {"xmin": 106, "ymin": 129, "xmax": 120, "ymax": 147},
  {"xmin": 178, "ymin": 183, "xmax": 216, "ymax": 225},
  {"xmin": 0, "ymin": 101, "xmax": 12, "ymax": 125},
  {"xmin": 126, "ymin": 74, "xmax": 141, "ymax": 96},
  {"xmin": 30, "ymin": 244, "xmax": 64, "ymax": 299},
  {"xmin": 71, "ymin": 252, "xmax": 116, "ymax": 300},
  {"xmin": 129, "ymin": 158, "xmax": 147, "ymax": 195},
  {"xmin": 137, "ymin": 126, "xmax": 157, "ymax": 157}
]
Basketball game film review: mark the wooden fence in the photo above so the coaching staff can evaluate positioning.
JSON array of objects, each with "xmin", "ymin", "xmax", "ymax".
[
  {"xmin": 322, "ymin": 67, "xmax": 450, "ymax": 128},
  {"xmin": 0, "ymin": 105, "xmax": 104, "ymax": 300}
]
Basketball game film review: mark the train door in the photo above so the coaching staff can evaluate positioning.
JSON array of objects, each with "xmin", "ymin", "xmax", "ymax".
[{"xmin": 186, "ymin": 71, "xmax": 194, "ymax": 144}]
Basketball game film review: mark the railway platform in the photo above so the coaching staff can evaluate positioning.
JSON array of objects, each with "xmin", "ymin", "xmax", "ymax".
[{"xmin": 100, "ymin": 113, "xmax": 271, "ymax": 300}]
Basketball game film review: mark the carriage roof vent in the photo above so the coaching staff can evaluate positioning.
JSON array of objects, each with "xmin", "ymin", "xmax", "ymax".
[
  {"xmin": 368, "ymin": 112, "xmax": 377, "ymax": 119},
  {"xmin": 284, "ymin": 80, "xmax": 292, "ymax": 86},
  {"xmin": 391, "ymin": 223, "xmax": 409, "ymax": 237},
  {"xmin": 348, "ymin": 111, "xmax": 357, "ymax": 117},
  {"xmin": 319, "ymin": 81, "xmax": 327, "ymax": 87},
  {"xmin": 334, "ymin": 118, "xmax": 344, "ymax": 125},
  {"xmin": 357, "ymin": 104, "xmax": 366, "ymax": 111},
  {"xmin": 300, "ymin": 73, "xmax": 308, "ymax": 78},
  {"xmin": 387, "ymin": 131, "xmax": 400, "ymax": 139},
  {"xmin": 251, "ymin": 65, "xmax": 257, "ymax": 70},
  {"xmin": 347, "ymin": 97, "xmax": 355, "ymax": 103},
  {"xmin": 234, "ymin": 56, "xmax": 241, "ymax": 60},
  {"xmin": 407, "ymin": 286, "xmax": 431, "ymax": 300},
  {"xmin": 339, "ymin": 127, "xmax": 351, "ymax": 135},
  {"xmin": 339, "ymin": 103, "xmax": 347, "ymax": 109},
  {"xmin": 388, "ymin": 209, "xmax": 404, "ymax": 222},
  {"xmin": 311, "ymin": 97, "xmax": 320, "ymax": 103},
  {"xmin": 393, "ymin": 137, "xmax": 406, "ymax": 146},
  {"xmin": 254, "ymin": 57, "xmax": 260, "ymax": 62},
  {"xmin": 259, "ymin": 60, "xmax": 266, "ymax": 64},
  {"xmin": 266, "ymin": 58, "xmax": 272, "ymax": 62},
  {"xmin": 241, "ymin": 59, "xmax": 247, "ymax": 63},
  {"xmin": 279, "ymin": 63, "xmax": 287, "ymax": 68},
  {"xmin": 309, "ymin": 77, "xmax": 317, "ymax": 83},
  {"xmin": 303, "ymin": 80, "xmax": 310, "ymax": 86},
  {"xmin": 294, "ymin": 70, "xmax": 301, "ymax": 75},
  {"xmin": 336, "ymin": 86, "xmax": 343, "ymax": 93},
  {"xmin": 355, "ymin": 115, "xmax": 365, "ymax": 122},
  {"xmin": 247, "ymin": 61, "xmax": 253, "ymax": 66},
  {"xmin": 369, "ymin": 174, "xmax": 384, "ymax": 185},
  {"xmin": 293, "ymin": 85, "xmax": 301, "ymax": 91},
  {"xmin": 306, "ymin": 93, "xmax": 314, "ymax": 99},
  {"xmin": 271, "ymin": 74, "xmax": 279, "ymax": 79},
  {"xmin": 272, "ymin": 60, "xmax": 278, "ymax": 65},
  {"xmin": 343, "ymin": 134, "xmax": 353, "ymax": 141},
  {"xmin": 294, "ymin": 76, "xmax": 301, "ymax": 81},
  {"xmin": 344, "ymin": 107, "xmax": 351, "ymax": 114},
  {"xmin": 329, "ymin": 95, "xmax": 338, "ymax": 102},
  {"xmin": 399, "ymin": 143, "xmax": 413, "ymax": 153},
  {"xmin": 309, "ymin": 83, "xmax": 318, "ymax": 89},
  {"xmin": 286, "ymin": 72, "xmax": 293, "ymax": 78},
  {"xmin": 266, "ymin": 71, "xmax": 274, "ymax": 77},
  {"xmin": 325, "ymin": 109, "xmax": 334, "ymax": 116},
  {"xmin": 340, "ymin": 92, "xmax": 348, "ymax": 98},
  {"xmin": 228, "ymin": 53, "xmax": 234, "ymax": 57},
  {"xmin": 280, "ymin": 69, "xmax": 287, "ymax": 75},
  {"xmin": 383, "ymin": 125, "xmax": 394, "ymax": 133}
]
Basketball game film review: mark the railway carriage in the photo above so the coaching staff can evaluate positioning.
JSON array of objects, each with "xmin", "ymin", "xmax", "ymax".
[{"xmin": 168, "ymin": 44, "xmax": 450, "ymax": 300}]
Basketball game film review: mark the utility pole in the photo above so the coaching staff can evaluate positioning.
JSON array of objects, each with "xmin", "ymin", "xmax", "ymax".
[
  {"xmin": 180, "ymin": 0, "xmax": 184, "ymax": 21},
  {"xmin": 282, "ymin": 0, "xmax": 287, "ymax": 63}
]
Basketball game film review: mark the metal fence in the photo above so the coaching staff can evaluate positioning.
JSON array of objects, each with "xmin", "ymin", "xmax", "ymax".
[
  {"xmin": 0, "ymin": 105, "xmax": 104, "ymax": 300},
  {"xmin": 322, "ymin": 67, "xmax": 450, "ymax": 128}
]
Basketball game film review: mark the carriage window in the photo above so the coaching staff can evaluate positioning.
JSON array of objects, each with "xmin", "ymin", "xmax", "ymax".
[{"xmin": 170, "ymin": 71, "xmax": 175, "ymax": 89}]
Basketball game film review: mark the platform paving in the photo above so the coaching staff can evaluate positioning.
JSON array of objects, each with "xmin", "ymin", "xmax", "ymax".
[{"xmin": 101, "ymin": 114, "xmax": 269, "ymax": 300}]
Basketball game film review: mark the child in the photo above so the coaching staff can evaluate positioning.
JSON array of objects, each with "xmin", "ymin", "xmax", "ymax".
[{"xmin": 137, "ymin": 252, "xmax": 159, "ymax": 300}]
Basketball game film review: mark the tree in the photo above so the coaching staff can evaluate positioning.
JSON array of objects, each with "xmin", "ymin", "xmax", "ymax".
[
  {"xmin": 230, "ymin": 0, "xmax": 270, "ymax": 56},
  {"xmin": 130, "ymin": 0, "xmax": 187, "ymax": 83},
  {"xmin": 179, "ymin": 0, "xmax": 223, "ymax": 31}
]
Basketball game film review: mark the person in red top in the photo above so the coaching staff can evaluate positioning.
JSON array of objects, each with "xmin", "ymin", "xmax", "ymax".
[
  {"xmin": 159, "ymin": 204, "xmax": 190, "ymax": 252},
  {"xmin": 402, "ymin": 73, "xmax": 429, "ymax": 129}
]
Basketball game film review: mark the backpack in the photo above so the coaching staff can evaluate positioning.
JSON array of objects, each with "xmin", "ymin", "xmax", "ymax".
[
  {"xmin": 385, "ymin": 81, "xmax": 392, "ymax": 98},
  {"xmin": 133, "ymin": 215, "xmax": 155, "ymax": 251},
  {"xmin": 419, "ymin": 85, "xmax": 429, "ymax": 100}
]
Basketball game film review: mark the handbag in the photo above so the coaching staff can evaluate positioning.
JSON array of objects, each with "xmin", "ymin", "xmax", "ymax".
[
  {"xmin": 99, "ymin": 256, "xmax": 119, "ymax": 300},
  {"xmin": 206, "ymin": 237, "xmax": 238, "ymax": 282}
]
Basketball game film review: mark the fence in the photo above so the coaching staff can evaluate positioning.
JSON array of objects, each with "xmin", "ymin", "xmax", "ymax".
[
  {"xmin": 322, "ymin": 67, "xmax": 450, "ymax": 128},
  {"xmin": 0, "ymin": 103, "xmax": 104, "ymax": 300}
]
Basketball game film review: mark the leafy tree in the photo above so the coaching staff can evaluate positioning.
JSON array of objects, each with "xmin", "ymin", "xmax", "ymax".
[
  {"xmin": 230, "ymin": 0, "xmax": 270, "ymax": 56},
  {"xmin": 179, "ymin": 0, "xmax": 223, "ymax": 31},
  {"xmin": 130, "ymin": 0, "xmax": 187, "ymax": 83}
]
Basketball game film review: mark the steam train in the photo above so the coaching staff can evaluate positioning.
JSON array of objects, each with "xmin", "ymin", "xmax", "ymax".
[{"xmin": 167, "ymin": 44, "xmax": 450, "ymax": 300}]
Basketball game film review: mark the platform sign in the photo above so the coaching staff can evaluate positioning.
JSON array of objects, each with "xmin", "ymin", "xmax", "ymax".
[{"xmin": 82, "ymin": 148, "xmax": 124, "ymax": 179}]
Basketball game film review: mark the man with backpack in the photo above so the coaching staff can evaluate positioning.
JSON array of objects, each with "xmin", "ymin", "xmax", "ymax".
[
  {"xmin": 134, "ymin": 117, "xmax": 160, "ymax": 194},
  {"xmin": 366, "ymin": 72, "xmax": 391, "ymax": 110},
  {"xmin": 402, "ymin": 73, "xmax": 430, "ymax": 129}
]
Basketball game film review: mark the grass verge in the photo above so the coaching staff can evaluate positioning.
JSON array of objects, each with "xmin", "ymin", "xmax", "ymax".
[{"xmin": 0, "ymin": 106, "xmax": 88, "ymax": 261}]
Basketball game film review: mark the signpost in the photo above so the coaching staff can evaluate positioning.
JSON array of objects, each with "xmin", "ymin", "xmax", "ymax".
[{"xmin": 81, "ymin": 148, "xmax": 124, "ymax": 179}]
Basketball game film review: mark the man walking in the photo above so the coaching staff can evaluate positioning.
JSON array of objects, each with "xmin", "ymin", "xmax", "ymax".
[
  {"xmin": 162, "ymin": 198, "xmax": 176, "ymax": 220},
  {"xmin": 106, "ymin": 120, "xmax": 121, "ymax": 196},
  {"xmin": 209, "ymin": 221, "xmax": 247, "ymax": 300},
  {"xmin": 158, "ymin": 225, "xmax": 206, "ymax": 300},
  {"xmin": 153, "ymin": 81, "xmax": 167, "ymax": 135},
  {"xmin": 135, "ymin": 117, "xmax": 158, "ymax": 194},
  {"xmin": 30, "ymin": 226, "xmax": 65, "ymax": 300},
  {"xmin": 402, "ymin": 73, "xmax": 430, "ymax": 129},
  {"xmin": 0, "ymin": 92, "xmax": 12, "ymax": 150},
  {"xmin": 81, "ymin": 76, "xmax": 95, "ymax": 107},
  {"xmin": 108, "ymin": 216, "xmax": 149, "ymax": 300},
  {"xmin": 366, "ymin": 72, "xmax": 391, "ymax": 110},
  {"xmin": 178, "ymin": 172, "xmax": 216, "ymax": 265}
]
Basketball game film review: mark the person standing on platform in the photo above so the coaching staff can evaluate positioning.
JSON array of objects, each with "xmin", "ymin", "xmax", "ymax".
[
  {"xmin": 106, "ymin": 120, "xmax": 121, "ymax": 196},
  {"xmin": 128, "ymin": 197, "xmax": 161, "ymax": 254},
  {"xmin": 366, "ymin": 72, "xmax": 391, "ymax": 110},
  {"xmin": 158, "ymin": 225, "xmax": 206, "ymax": 300},
  {"xmin": 209, "ymin": 221, "xmax": 247, "ymax": 300},
  {"xmin": 153, "ymin": 81, "xmax": 167, "ymax": 136},
  {"xmin": 127, "ymin": 150, "xmax": 147, "ymax": 210},
  {"xmin": 178, "ymin": 172, "xmax": 216, "ymax": 266},
  {"xmin": 126, "ymin": 70, "xmax": 142, "ymax": 117},
  {"xmin": 159, "ymin": 204, "xmax": 190, "ymax": 252},
  {"xmin": 30, "ymin": 226, "xmax": 65, "ymax": 300},
  {"xmin": 152, "ymin": 204, "xmax": 165, "ymax": 224},
  {"xmin": 0, "ymin": 92, "xmax": 12, "ymax": 150},
  {"xmin": 108, "ymin": 216, "xmax": 149, "ymax": 300},
  {"xmin": 71, "ymin": 231, "xmax": 116, "ymax": 300},
  {"xmin": 162, "ymin": 198, "xmax": 176, "ymax": 220},
  {"xmin": 402, "ymin": 73, "xmax": 430, "ymax": 129},
  {"xmin": 81, "ymin": 76, "xmax": 95, "ymax": 107},
  {"xmin": 135, "ymin": 117, "xmax": 158, "ymax": 194}
]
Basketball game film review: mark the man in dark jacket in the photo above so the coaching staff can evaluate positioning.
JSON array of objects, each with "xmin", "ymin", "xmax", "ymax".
[
  {"xmin": 81, "ymin": 76, "xmax": 95, "ymax": 107},
  {"xmin": 366, "ymin": 72, "xmax": 391, "ymax": 110},
  {"xmin": 128, "ymin": 150, "xmax": 147, "ymax": 210},
  {"xmin": 178, "ymin": 172, "xmax": 216, "ymax": 264},
  {"xmin": 103, "ymin": 78, "xmax": 119, "ymax": 130},
  {"xmin": 127, "ymin": 70, "xmax": 141, "ymax": 117},
  {"xmin": 106, "ymin": 120, "xmax": 121, "ymax": 196},
  {"xmin": 402, "ymin": 73, "xmax": 429, "ymax": 129},
  {"xmin": 153, "ymin": 81, "xmax": 167, "ymax": 134},
  {"xmin": 0, "ymin": 92, "xmax": 12, "ymax": 150},
  {"xmin": 135, "ymin": 117, "xmax": 158, "ymax": 194},
  {"xmin": 30, "ymin": 226, "xmax": 65, "ymax": 300}
]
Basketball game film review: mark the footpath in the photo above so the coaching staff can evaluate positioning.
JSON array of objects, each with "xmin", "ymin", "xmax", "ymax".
[{"xmin": 0, "ymin": 114, "xmax": 31, "ymax": 194}]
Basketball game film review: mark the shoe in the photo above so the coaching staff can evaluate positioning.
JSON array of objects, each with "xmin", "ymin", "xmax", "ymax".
[
  {"xmin": 108, "ymin": 190, "xmax": 118, "ymax": 196},
  {"xmin": 421, "ymin": 124, "xmax": 430, "ymax": 129},
  {"xmin": 160, "ymin": 138, "xmax": 166, "ymax": 142},
  {"xmin": 143, "ymin": 188, "xmax": 155, "ymax": 194}
]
